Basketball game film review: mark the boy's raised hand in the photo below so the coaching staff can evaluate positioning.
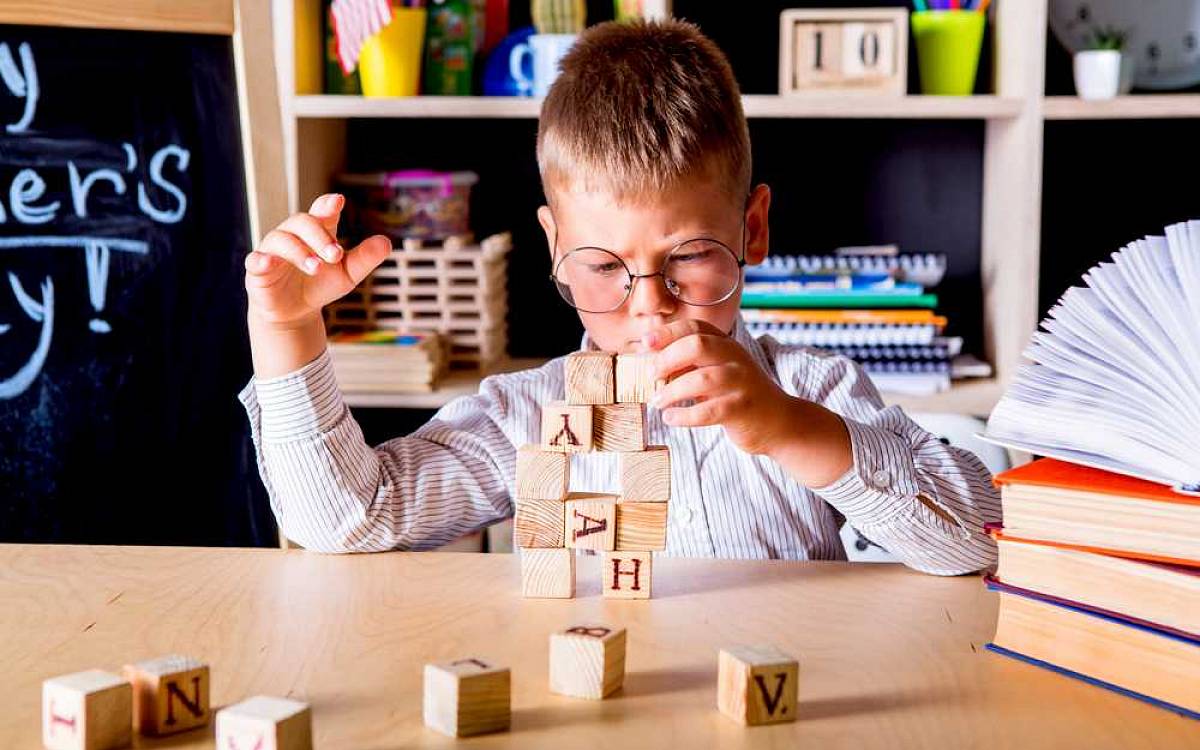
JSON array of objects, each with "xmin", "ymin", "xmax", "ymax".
[
  {"xmin": 244, "ymin": 193, "xmax": 392, "ymax": 327},
  {"xmin": 645, "ymin": 319, "xmax": 852, "ymax": 487}
]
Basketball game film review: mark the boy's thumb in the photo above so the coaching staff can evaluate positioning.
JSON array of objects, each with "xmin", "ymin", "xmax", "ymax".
[{"xmin": 345, "ymin": 235, "xmax": 393, "ymax": 285}]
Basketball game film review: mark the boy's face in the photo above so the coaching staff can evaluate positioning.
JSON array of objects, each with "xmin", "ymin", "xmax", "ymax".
[{"xmin": 537, "ymin": 176, "xmax": 771, "ymax": 354}]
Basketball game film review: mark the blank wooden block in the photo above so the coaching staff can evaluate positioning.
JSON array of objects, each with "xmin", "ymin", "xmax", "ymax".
[
  {"xmin": 564, "ymin": 351, "xmax": 614, "ymax": 405},
  {"xmin": 216, "ymin": 695, "xmax": 312, "ymax": 750},
  {"xmin": 619, "ymin": 446, "xmax": 671, "ymax": 502},
  {"xmin": 602, "ymin": 550, "xmax": 653, "ymax": 599},
  {"xmin": 564, "ymin": 494, "xmax": 617, "ymax": 551},
  {"xmin": 423, "ymin": 659, "xmax": 511, "ymax": 737},
  {"xmin": 549, "ymin": 625, "xmax": 626, "ymax": 699},
  {"xmin": 593, "ymin": 403, "xmax": 646, "ymax": 452},
  {"xmin": 615, "ymin": 502, "xmax": 667, "ymax": 551},
  {"xmin": 515, "ymin": 445, "xmax": 569, "ymax": 500},
  {"xmin": 42, "ymin": 670, "xmax": 132, "ymax": 750},
  {"xmin": 615, "ymin": 353, "xmax": 661, "ymax": 403},
  {"xmin": 717, "ymin": 645, "xmax": 799, "ymax": 725},
  {"xmin": 514, "ymin": 499, "xmax": 565, "ymax": 548},
  {"xmin": 520, "ymin": 547, "xmax": 575, "ymax": 599},
  {"xmin": 122, "ymin": 654, "xmax": 209, "ymax": 736},
  {"xmin": 540, "ymin": 401, "xmax": 593, "ymax": 453}
]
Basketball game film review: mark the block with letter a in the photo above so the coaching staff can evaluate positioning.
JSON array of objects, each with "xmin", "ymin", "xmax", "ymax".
[
  {"xmin": 216, "ymin": 695, "xmax": 313, "ymax": 750},
  {"xmin": 122, "ymin": 654, "xmax": 210, "ymax": 736},
  {"xmin": 42, "ymin": 669, "xmax": 132, "ymax": 750},
  {"xmin": 718, "ymin": 645, "xmax": 800, "ymax": 725}
]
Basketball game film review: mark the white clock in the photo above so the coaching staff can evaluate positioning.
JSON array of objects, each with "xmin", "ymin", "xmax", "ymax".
[{"xmin": 1049, "ymin": 0, "xmax": 1200, "ymax": 90}]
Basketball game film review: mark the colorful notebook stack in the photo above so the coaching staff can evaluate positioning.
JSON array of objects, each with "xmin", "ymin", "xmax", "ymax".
[
  {"xmin": 328, "ymin": 330, "xmax": 447, "ymax": 393},
  {"xmin": 986, "ymin": 459, "xmax": 1199, "ymax": 719},
  {"xmin": 742, "ymin": 248, "xmax": 989, "ymax": 396}
]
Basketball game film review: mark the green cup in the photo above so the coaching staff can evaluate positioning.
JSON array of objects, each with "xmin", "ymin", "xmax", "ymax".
[{"xmin": 911, "ymin": 10, "xmax": 986, "ymax": 96}]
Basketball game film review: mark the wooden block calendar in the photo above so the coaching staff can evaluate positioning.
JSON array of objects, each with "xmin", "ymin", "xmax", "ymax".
[
  {"xmin": 514, "ymin": 351, "xmax": 671, "ymax": 599},
  {"xmin": 779, "ymin": 8, "xmax": 908, "ymax": 96}
]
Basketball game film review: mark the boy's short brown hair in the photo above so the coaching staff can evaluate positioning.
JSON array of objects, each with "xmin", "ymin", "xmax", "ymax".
[{"xmin": 537, "ymin": 19, "xmax": 751, "ymax": 208}]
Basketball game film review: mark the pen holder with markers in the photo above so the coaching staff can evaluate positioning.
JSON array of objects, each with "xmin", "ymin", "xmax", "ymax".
[
  {"xmin": 911, "ymin": 9, "xmax": 986, "ymax": 95},
  {"xmin": 359, "ymin": 6, "xmax": 427, "ymax": 97}
]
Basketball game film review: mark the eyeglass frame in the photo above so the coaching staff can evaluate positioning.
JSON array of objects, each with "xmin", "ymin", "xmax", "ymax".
[{"xmin": 548, "ymin": 217, "xmax": 748, "ymax": 314}]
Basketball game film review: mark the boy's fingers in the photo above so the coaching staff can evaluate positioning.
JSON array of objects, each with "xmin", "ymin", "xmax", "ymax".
[
  {"xmin": 652, "ymin": 365, "xmax": 726, "ymax": 410},
  {"xmin": 260, "ymin": 230, "xmax": 321, "ymax": 276},
  {"xmin": 244, "ymin": 250, "xmax": 287, "ymax": 281},
  {"xmin": 642, "ymin": 318, "xmax": 727, "ymax": 351},
  {"xmin": 307, "ymin": 193, "xmax": 345, "ymax": 236},
  {"xmin": 279, "ymin": 211, "xmax": 342, "ymax": 264},
  {"xmin": 653, "ymin": 331, "xmax": 734, "ymax": 381},
  {"xmin": 344, "ymin": 234, "xmax": 393, "ymax": 285},
  {"xmin": 662, "ymin": 394, "xmax": 732, "ymax": 428}
]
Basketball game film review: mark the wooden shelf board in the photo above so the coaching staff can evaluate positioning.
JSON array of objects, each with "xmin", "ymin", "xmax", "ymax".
[
  {"xmin": 341, "ymin": 357, "xmax": 547, "ymax": 409},
  {"xmin": 1043, "ymin": 94, "xmax": 1200, "ymax": 120},
  {"xmin": 292, "ymin": 94, "xmax": 1023, "ymax": 121}
]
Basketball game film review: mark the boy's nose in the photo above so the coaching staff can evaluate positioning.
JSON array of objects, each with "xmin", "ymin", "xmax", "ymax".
[{"xmin": 625, "ymin": 271, "xmax": 679, "ymax": 319}]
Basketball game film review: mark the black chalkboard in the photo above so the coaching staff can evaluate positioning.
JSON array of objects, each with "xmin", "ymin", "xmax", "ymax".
[{"xmin": 0, "ymin": 24, "xmax": 275, "ymax": 545}]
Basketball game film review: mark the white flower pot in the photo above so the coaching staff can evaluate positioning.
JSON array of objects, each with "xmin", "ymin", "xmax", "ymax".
[{"xmin": 1074, "ymin": 50, "xmax": 1122, "ymax": 100}]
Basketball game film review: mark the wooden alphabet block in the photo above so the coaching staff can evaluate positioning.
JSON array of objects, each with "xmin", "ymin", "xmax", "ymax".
[
  {"xmin": 549, "ymin": 624, "xmax": 626, "ymax": 699},
  {"xmin": 619, "ymin": 446, "xmax": 671, "ymax": 502},
  {"xmin": 593, "ymin": 403, "xmax": 646, "ymax": 452},
  {"xmin": 42, "ymin": 670, "xmax": 132, "ymax": 750},
  {"xmin": 122, "ymin": 655, "xmax": 210, "ymax": 736},
  {"xmin": 602, "ymin": 550, "xmax": 653, "ymax": 599},
  {"xmin": 423, "ymin": 659, "xmax": 511, "ymax": 737},
  {"xmin": 520, "ymin": 547, "xmax": 576, "ymax": 598},
  {"xmin": 515, "ymin": 445, "xmax": 569, "ymax": 500},
  {"xmin": 564, "ymin": 494, "xmax": 617, "ymax": 551},
  {"xmin": 717, "ymin": 645, "xmax": 799, "ymax": 725},
  {"xmin": 564, "ymin": 351, "xmax": 614, "ymax": 405},
  {"xmin": 540, "ymin": 401, "xmax": 593, "ymax": 453},
  {"xmin": 514, "ymin": 499, "xmax": 565, "ymax": 548},
  {"xmin": 216, "ymin": 695, "xmax": 313, "ymax": 750},
  {"xmin": 615, "ymin": 353, "xmax": 662, "ymax": 403},
  {"xmin": 615, "ymin": 502, "xmax": 667, "ymax": 551}
]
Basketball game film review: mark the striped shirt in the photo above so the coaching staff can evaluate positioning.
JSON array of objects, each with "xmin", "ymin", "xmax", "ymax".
[{"xmin": 238, "ymin": 316, "xmax": 1001, "ymax": 574}]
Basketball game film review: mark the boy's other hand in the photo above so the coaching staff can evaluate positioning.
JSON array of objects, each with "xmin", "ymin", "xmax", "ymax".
[
  {"xmin": 645, "ymin": 319, "xmax": 852, "ymax": 487},
  {"xmin": 244, "ymin": 193, "xmax": 392, "ymax": 329}
]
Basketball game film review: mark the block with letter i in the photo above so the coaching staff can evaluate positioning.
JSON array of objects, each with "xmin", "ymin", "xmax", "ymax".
[
  {"xmin": 122, "ymin": 654, "xmax": 210, "ymax": 736},
  {"xmin": 42, "ymin": 669, "xmax": 132, "ymax": 750},
  {"xmin": 717, "ymin": 645, "xmax": 799, "ymax": 725},
  {"xmin": 549, "ymin": 624, "xmax": 626, "ymax": 699},
  {"xmin": 216, "ymin": 695, "xmax": 313, "ymax": 750},
  {"xmin": 423, "ymin": 658, "xmax": 511, "ymax": 737}
]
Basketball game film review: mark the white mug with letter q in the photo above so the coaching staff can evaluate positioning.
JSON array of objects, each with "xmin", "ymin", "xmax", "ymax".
[{"xmin": 508, "ymin": 33, "xmax": 578, "ymax": 98}]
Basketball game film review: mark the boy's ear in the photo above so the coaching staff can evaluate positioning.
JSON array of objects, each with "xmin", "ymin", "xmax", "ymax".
[
  {"xmin": 744, "ymin": 183, "xmax": 771, "ymax": 266},
  {"xmin": 537, "ymin": 205, "xmax": 556, "ymax": 262}
]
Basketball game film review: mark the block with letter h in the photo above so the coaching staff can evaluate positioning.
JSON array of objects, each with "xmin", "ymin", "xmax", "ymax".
[{"xmin": 515, "ymin": 351, "xmax": 670, "ymax": 599}]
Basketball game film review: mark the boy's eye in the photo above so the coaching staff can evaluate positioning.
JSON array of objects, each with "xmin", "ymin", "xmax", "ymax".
[
  {"xmin": 585, "ymin": 261, "xmax": 624, "ymax": 275},
  {"xmin": 672, "ymin": 248, "xmax": 714, "ymax": 264}
]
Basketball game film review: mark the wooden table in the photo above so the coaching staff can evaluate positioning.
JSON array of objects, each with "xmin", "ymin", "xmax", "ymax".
[{"xmin": 0, "ymin": 546, "xmax": 1194, "ymax": 748}]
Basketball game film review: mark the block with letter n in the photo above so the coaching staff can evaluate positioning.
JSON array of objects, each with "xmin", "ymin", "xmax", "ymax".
[
  {"xmin": 122, "ymin": 654, "xmax": 210, "ymax": 736},
  {"xmin": 779, "ymin": 8, "xmax": 908, "ymax": 95}
]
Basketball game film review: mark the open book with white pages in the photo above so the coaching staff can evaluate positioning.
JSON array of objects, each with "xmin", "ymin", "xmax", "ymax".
[{"xmin": 982, "ymin": 220, "xmax": 1200, "ymax": 496}]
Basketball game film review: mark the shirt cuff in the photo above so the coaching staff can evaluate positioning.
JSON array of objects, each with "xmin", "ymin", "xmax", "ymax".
[
  {"xmin": 243, "ymin": 348, "xmax": 347, "ymax": 442},
  {"xmin": 811, "ymin": 415, "xmax": 924, "ymax": 525}
]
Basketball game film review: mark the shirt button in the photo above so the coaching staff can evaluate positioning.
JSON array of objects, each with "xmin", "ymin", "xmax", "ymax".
[
  {"xmin": 680, "ymin": 506, "xmax": 696, "ymax": 524},
  {"xmin": 871, "ymin": 469, "xmax": 891, "ymax": 488}
]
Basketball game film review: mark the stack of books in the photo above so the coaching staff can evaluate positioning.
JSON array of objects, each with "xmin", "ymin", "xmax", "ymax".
[
  {"xmin": 982, "ymin": 220, "xmax": 1200, "ymax": 719},
  {"xmin": 328, "ymin": 330, "xmax": 447, "ymax": 393},
  {"xmin": 742, "ymin": 247, "xmax": 990, "ymax": 396}
]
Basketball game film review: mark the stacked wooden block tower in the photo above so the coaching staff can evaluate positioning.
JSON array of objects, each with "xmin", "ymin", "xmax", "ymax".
[
  {"xmin": 516, "ymin": 351, "xmax": 669, "ymax": 599},
  {"xmin": 325, "ymin": 231, "xmax": 511, "ymax": 370}
]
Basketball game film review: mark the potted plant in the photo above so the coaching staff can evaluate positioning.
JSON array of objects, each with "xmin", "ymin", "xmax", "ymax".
[{"xmin": 1073, "ymin": 27, "xmax": 1127, "ymax": 100}]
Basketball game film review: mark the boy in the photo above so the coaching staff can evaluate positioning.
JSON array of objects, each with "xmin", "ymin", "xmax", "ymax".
[{"xmin": 239, "ymin": 20, "xmax": 1000, "ymax": 574}]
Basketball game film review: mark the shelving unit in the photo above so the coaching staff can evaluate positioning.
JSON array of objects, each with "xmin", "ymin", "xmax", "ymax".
[{"xmin": 268, "ymin": 0, "xmax": 1195, "ymax": 418}]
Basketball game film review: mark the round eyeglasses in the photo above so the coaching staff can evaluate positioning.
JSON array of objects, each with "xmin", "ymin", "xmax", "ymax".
[{"xmin": 550, "ymin": 237, "xmax": 746, "ymax": 314}]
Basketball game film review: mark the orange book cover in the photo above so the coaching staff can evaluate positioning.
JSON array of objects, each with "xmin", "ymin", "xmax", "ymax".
[{"xmin": 993, "ymin": 458, "xmax": 1200, "ymax": 507}]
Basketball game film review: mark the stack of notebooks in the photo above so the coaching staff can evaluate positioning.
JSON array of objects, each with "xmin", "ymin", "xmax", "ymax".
[
  {"xmin": 742, "ymin": 247, "xmax": 990, "ymax": 396},
  {"xmin": 328, "ymin": 330, "xmax": 447, "ymax": 393},
  {"xmin": 982, "ymin": 220, "xmax": 1200, "ymax": 719}
]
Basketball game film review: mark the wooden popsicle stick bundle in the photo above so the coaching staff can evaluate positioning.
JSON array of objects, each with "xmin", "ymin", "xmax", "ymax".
[{"xmin": 515, "ymin": 352, "xmax": 670, "ymax": 600}]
